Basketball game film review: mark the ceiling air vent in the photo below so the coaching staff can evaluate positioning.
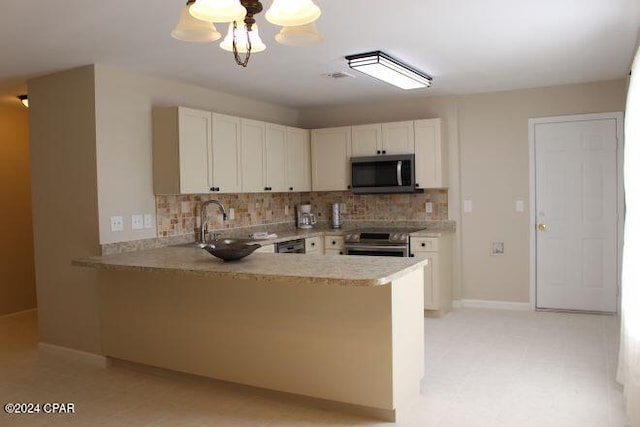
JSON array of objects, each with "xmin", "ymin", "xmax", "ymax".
[{"xmin": 326, "ymin": 71, "xmax": 355, "ymax": 79}]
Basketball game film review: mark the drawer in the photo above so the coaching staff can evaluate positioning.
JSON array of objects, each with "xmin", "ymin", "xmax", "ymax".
[
  {"xmin": 410, "ymin": 237, "xmax": 439, "ymax": 252},
  {"xmin": 324, "ymin": 235, "xmax": 345, "ymax": 249},
  {"xmin": 255, "ymin": 244, "xmax": 275, "ymax": 253},
  {"xmin": 305, "ymin": 236, "xmax": 323, "ymax": 253}
]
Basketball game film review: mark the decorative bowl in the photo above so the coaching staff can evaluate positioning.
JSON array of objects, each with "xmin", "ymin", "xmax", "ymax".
[{"xmin": 201, "ymin": 238, "xmax": 261, "ymax": 261}]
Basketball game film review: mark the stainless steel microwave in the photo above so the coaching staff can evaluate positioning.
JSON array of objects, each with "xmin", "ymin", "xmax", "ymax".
[{"xmin": 350, "ymin": 154, "xmax": 420, "ymax": 194}]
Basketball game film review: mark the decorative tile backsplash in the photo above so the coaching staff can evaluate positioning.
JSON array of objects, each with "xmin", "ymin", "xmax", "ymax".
[{"xmin": 156, "ymin": 190, "xmax": 448, "ymax": 238}]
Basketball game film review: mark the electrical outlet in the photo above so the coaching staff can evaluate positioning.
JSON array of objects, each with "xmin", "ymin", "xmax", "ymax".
[
  {"xmin": 284, "ymin": 205, "xmax": 289, "ymax": 216},
  {"xmin": 228, "ymin": 207, "xmax": 235, "ymax": 220},
  {"xmin": 340, "ymin": 203, "xmax": 346, "ymax": 212},
  {"xmin": 425, "ymin": 202, "xmax": 433, "ymax": 214},
  {"xmin": 110, "ymin": 216, "xmax": 124, "ymax": 232},
  {"xmin": 491, "ymin": 241, "xmax": 505, "ymax": 256},
  {"xmin": 131, "ymin": 214, "xmax": 143, "ymax": 230},
  {"xmin": 144, "ymin": 214, "xmax": 153, "ymax": 229}
]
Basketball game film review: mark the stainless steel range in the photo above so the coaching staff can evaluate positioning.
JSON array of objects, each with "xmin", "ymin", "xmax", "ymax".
[{"xmin": 344, "ymin": 228, "xmax": 421, "ymax": 257}]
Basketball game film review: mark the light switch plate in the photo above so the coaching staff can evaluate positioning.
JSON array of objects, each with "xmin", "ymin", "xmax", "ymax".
[
  {"xmin": 491, "ymin": 241, "xmax": 505, "ymax": 256},
  {"xmin": 425, "ymin": 202, "xmax": 433, "ymax": 214},
  {"xmin": 110, "ymin": 216, "xmax": 124, "ymax": 232},
  {"xmin": 463, "ymin": 200, "xmax": 473, "ymax": 213},
  {"xmin": 144, "ymin": 214, "xmax": 153, "ymax": 229},
  {"xmin": 131, "ymin": 214, "xmax": 143, "ymax": 230},
  {"xmin": 515, "ymin": 200, "xmax": 525, "ymax": 212}
]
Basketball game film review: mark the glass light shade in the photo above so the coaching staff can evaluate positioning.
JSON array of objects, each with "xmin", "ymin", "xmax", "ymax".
[
  {"xmin": 347, "ymin": 52, "xmax": 432, "ymax": 90},
  {"xmin": 171, "ymin": 4, "xmax": 221, "ymax": 42},
  {"xmin": 275, "ymin": 22, "xmax": 322, "ymax": 46},
  {"xmin": 18, "ymin": 95, "xmax": 28, "ymax": 108},
  {"xmin": 220, "ymin": 21, "xmax": 266, "ymax": 53},
  {"xmin": 266, "ymin": 0, "xmax": 321, "ymax": 27},
  {"xmin": 189, "ymin": 0, "xmax": 246, "ymax": 23}
]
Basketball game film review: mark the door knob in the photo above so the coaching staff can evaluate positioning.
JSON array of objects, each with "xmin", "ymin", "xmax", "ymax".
[{"xmin": 537, "ymin": 223, "xmax": 547, "ymax": 231}]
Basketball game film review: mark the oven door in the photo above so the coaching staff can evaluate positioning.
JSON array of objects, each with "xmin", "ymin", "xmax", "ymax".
[{"xmin": 343, "ymin": 244, "xmax": 408, "ymax": 257}]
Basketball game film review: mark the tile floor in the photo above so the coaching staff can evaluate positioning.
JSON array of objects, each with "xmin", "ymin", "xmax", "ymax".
[{"xmin": 0, "ymin": 308, "xmax": 627, "ymax": 426}]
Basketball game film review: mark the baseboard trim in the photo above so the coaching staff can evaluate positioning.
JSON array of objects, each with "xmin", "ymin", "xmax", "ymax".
[
  {"xmin": 38, "ymin": 343, "xmax": 109, "ymax": 368},
  {"xmin": 458, "ymin": 299, "xmax": 532, "ymax": 311},
  {"xmin": 0, "ymin": 308, "xmax": 37, "ymax": 320}
]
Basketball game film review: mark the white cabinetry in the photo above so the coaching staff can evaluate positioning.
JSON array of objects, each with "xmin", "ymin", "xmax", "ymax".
[
  {"xmin": 381, "ymin": 121, "xmax": 415, "ymax": 154},
  {"xmin": 210, "ymin": 113, "xmax": 242, "ymax": 193},
  {"xmin": 285, "ymin": 127, "xmax": 311, "ymax": 192},
  {"xmin": 241, "ymin": 121, "xmax": 310, "ymax": 194},
  {"xmin": 410, "ymin": 234, "xmax": 453, "ymax": 316},
  {"xmin": 311, "ymin": 127, "xmax": 352, "ymax": 191},
  {"xmin": 152, "ymin": 107, "xmax": 242, "ymax": 195},
  {"xmin": 414, "ymin": 118, "xmax": 447, "ymax": 188},
  {"xmin": 255, "ymin": 244, "xmax": 275, "ymax": 253},
  {"xmin": 305, "ymin": 236, "xmax": 324, "ymax": 254},
  {"xmin": 324, "ymin": 235, "xmax": 345, "ymax": 255},
  {"xmin": 240, "ymin": 119, "xmax": 267, "ymax": 193},
  {"xmin": 351, "ymin": 121, "xmax": 414, "ymax": 157}
]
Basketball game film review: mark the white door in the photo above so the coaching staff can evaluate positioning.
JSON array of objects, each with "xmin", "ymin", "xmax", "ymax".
[{"xmin": 533, "ymin": 116, "xmax": 620, "ymax": 312}]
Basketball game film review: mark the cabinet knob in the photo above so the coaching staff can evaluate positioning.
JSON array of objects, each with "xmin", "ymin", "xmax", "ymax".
[
  {"xmin": 421, "ymin": 242, "xmax": 426, "ymax": 247},
  {"xmin": 339, "ymin": 251, "xmax": 343, "ymax": 255},
  {"xmin": 311, "ymin": 242, "xmax": 315, "ymax": 246},
  {"xmin": 409, "ymin": 254, "xmax": 415, "ymax": 257},
  {"xmin": 376, "ymin": 150, "xmax": 381, "ymax": 155},
  {"xmin": 289, "ymin": 187, "xmax": 294, "ymax": 191},
  {"xmin": 332, "ymin": 240, "xmax": 336, "ymax": 245},
  {"xmin": 415, "ymin": 183, "xmax": 419, "ymax": 187},
  {"xmin": 347, "ymin": 185, "xmax": 351, "ymax": 189},
  {"xmin": 210, "ymin": 187, "xmax": 220, "ymax": 192},
  {"xmin": 382, "ymin": 150, "xmax": 386, "ymax": 154}
]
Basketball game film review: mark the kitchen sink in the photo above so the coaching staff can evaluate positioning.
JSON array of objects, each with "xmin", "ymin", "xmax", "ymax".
[{"xmin": 200, "ymin": 238, "xmax": 262, "ymax": 261}]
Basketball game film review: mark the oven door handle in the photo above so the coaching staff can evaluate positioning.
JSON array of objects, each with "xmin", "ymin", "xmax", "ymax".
[
  {"xmin": 397, "ymin": 160, "xmax": 402, "ymax": 186},
  {"xmin": 344, "ymin": 244, "xmax": 407, "ymax": 251}
]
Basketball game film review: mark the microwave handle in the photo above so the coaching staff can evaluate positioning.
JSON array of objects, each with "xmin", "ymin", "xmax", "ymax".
[{"xmin": 397, "ymin": 160, "xmax": 402, "ymax": 186}]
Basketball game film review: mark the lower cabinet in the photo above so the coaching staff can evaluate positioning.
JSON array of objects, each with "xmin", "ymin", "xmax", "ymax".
[
  {"xmin": 324, "ymin": 235, "xmax": 345, "ymax": 255},
  {"xmin": 255, "ymin": 244, "xmax": 275, "ymax": 254},
  {"xmin": 305, "ymin": 236, "xmax": 324, "ymax": 254},
  {"xmin": 410, "ymin": 235, "xmax": 453, "ymax": 316}
]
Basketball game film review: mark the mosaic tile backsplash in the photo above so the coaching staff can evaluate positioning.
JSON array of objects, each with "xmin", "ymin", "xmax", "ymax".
[{"xmin": 156, "ymin": 190, "xmax": 448, "ymax": 238}]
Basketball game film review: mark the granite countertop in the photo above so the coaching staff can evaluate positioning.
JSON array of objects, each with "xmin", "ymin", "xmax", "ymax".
[{"xmin": 73, "ymin": 246, "xmax": 428, "ymax": 287}]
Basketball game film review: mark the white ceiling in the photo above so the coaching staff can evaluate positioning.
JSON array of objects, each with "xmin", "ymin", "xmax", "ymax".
[{"xmin": 1, "ymin": 0, "xmax": 638, "ymax": 108}]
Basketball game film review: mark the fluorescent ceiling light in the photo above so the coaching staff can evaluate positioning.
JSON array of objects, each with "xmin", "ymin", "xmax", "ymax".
[{"xmin": 345, "ymin": 51, "xmax": 432, "ymax": 90}]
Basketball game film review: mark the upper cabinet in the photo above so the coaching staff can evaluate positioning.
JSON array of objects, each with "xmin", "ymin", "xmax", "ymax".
[
  {"xmin": 311, "ymin": 127, "xmax": 352, "ymax": 191},
  {"xmin": 415, "ymin": 118, "xmax": 448, "ymax": 189},
  {"xmin": 211, "ymin": 113, "xmax": 242, "ymax": 193},
  {"xmin": 265, "ymin": 123, "xmax": 287, "ymax": 192},
  {"xmin": 351, "ymin": 121, "xmax": 414, "ymax": 156},
  {"xmin": 285, "ymin": 127, "xmax": 311, "ymax": 192},
  {"xmin": 240, "ymin": 119, "xmax": 267, "ymax": 193},
  {"xmin": 153, "ymin": 107, "xmax": 211, "ymax": 195}
]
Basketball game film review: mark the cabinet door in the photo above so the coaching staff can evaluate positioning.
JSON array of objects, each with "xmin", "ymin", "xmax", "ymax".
[
  {"xmin": 351, "ymin": 124, "xmax": 382, "ymax": 156},
  {"xmin": 305, "ymin": 236, "xmax": 324, "ymax": 254},
  {"xmin": 415, "ymin": 118, "xmax": 447, "ymax": 188},
  {"xmin": 285, "ymin": 127, "xmax": 311, "ymax": 192},
  {"xmin": 241, "ymin": 119, "xmax": 267, "ymax": 193},
  {"xmin": 311, "ymin": 127, "xmax": 352, "ymax": 191},
  {"xmin": 211, "ymin": 113, "xmax": 242, "ymax": 193},
  {"xmin": 265, "ymin": 123, "xmax": 287, "ymax": 192},
  {"xmin": 177, "ymin": 107, "xmax": 212, "ymax": 194},
  {"xmin": 381, "ymin": 121, "xmax": 415, "ymax": 154},
  {"xmin": 413, "ymin": 252, "xmax": 436, "ymax": 309}
]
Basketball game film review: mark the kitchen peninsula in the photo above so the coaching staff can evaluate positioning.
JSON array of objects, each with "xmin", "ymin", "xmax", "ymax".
[{"xmin": 74, "ymin": 248, "xmax": 427, "ymax": 421}]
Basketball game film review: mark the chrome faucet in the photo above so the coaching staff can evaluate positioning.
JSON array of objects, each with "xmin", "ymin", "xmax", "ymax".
[{"xmin": 200, "ymin": 199, "xmax": 228, "ymax": 243}]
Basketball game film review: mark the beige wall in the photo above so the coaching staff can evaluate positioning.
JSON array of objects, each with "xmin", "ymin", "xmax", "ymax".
[
  {"xmin": 94, "ymin": 66, "xmax": 299, "ymax": 244},
  {"xmin": 28, "ymin": 66, "xmax": 102, "ymax": 353},
  {"xmin": 299, "ymin": 79, "xmax": 627, "ymax": 303},
  {"xmin": 0, "ymin": 105, "xmax": 36, "ymax": 315}
]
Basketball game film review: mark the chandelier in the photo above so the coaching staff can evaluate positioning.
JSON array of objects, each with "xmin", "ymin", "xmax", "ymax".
[{"xmin": 172, "ymin": 0, "xmax": 322, "ymax": 67}]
